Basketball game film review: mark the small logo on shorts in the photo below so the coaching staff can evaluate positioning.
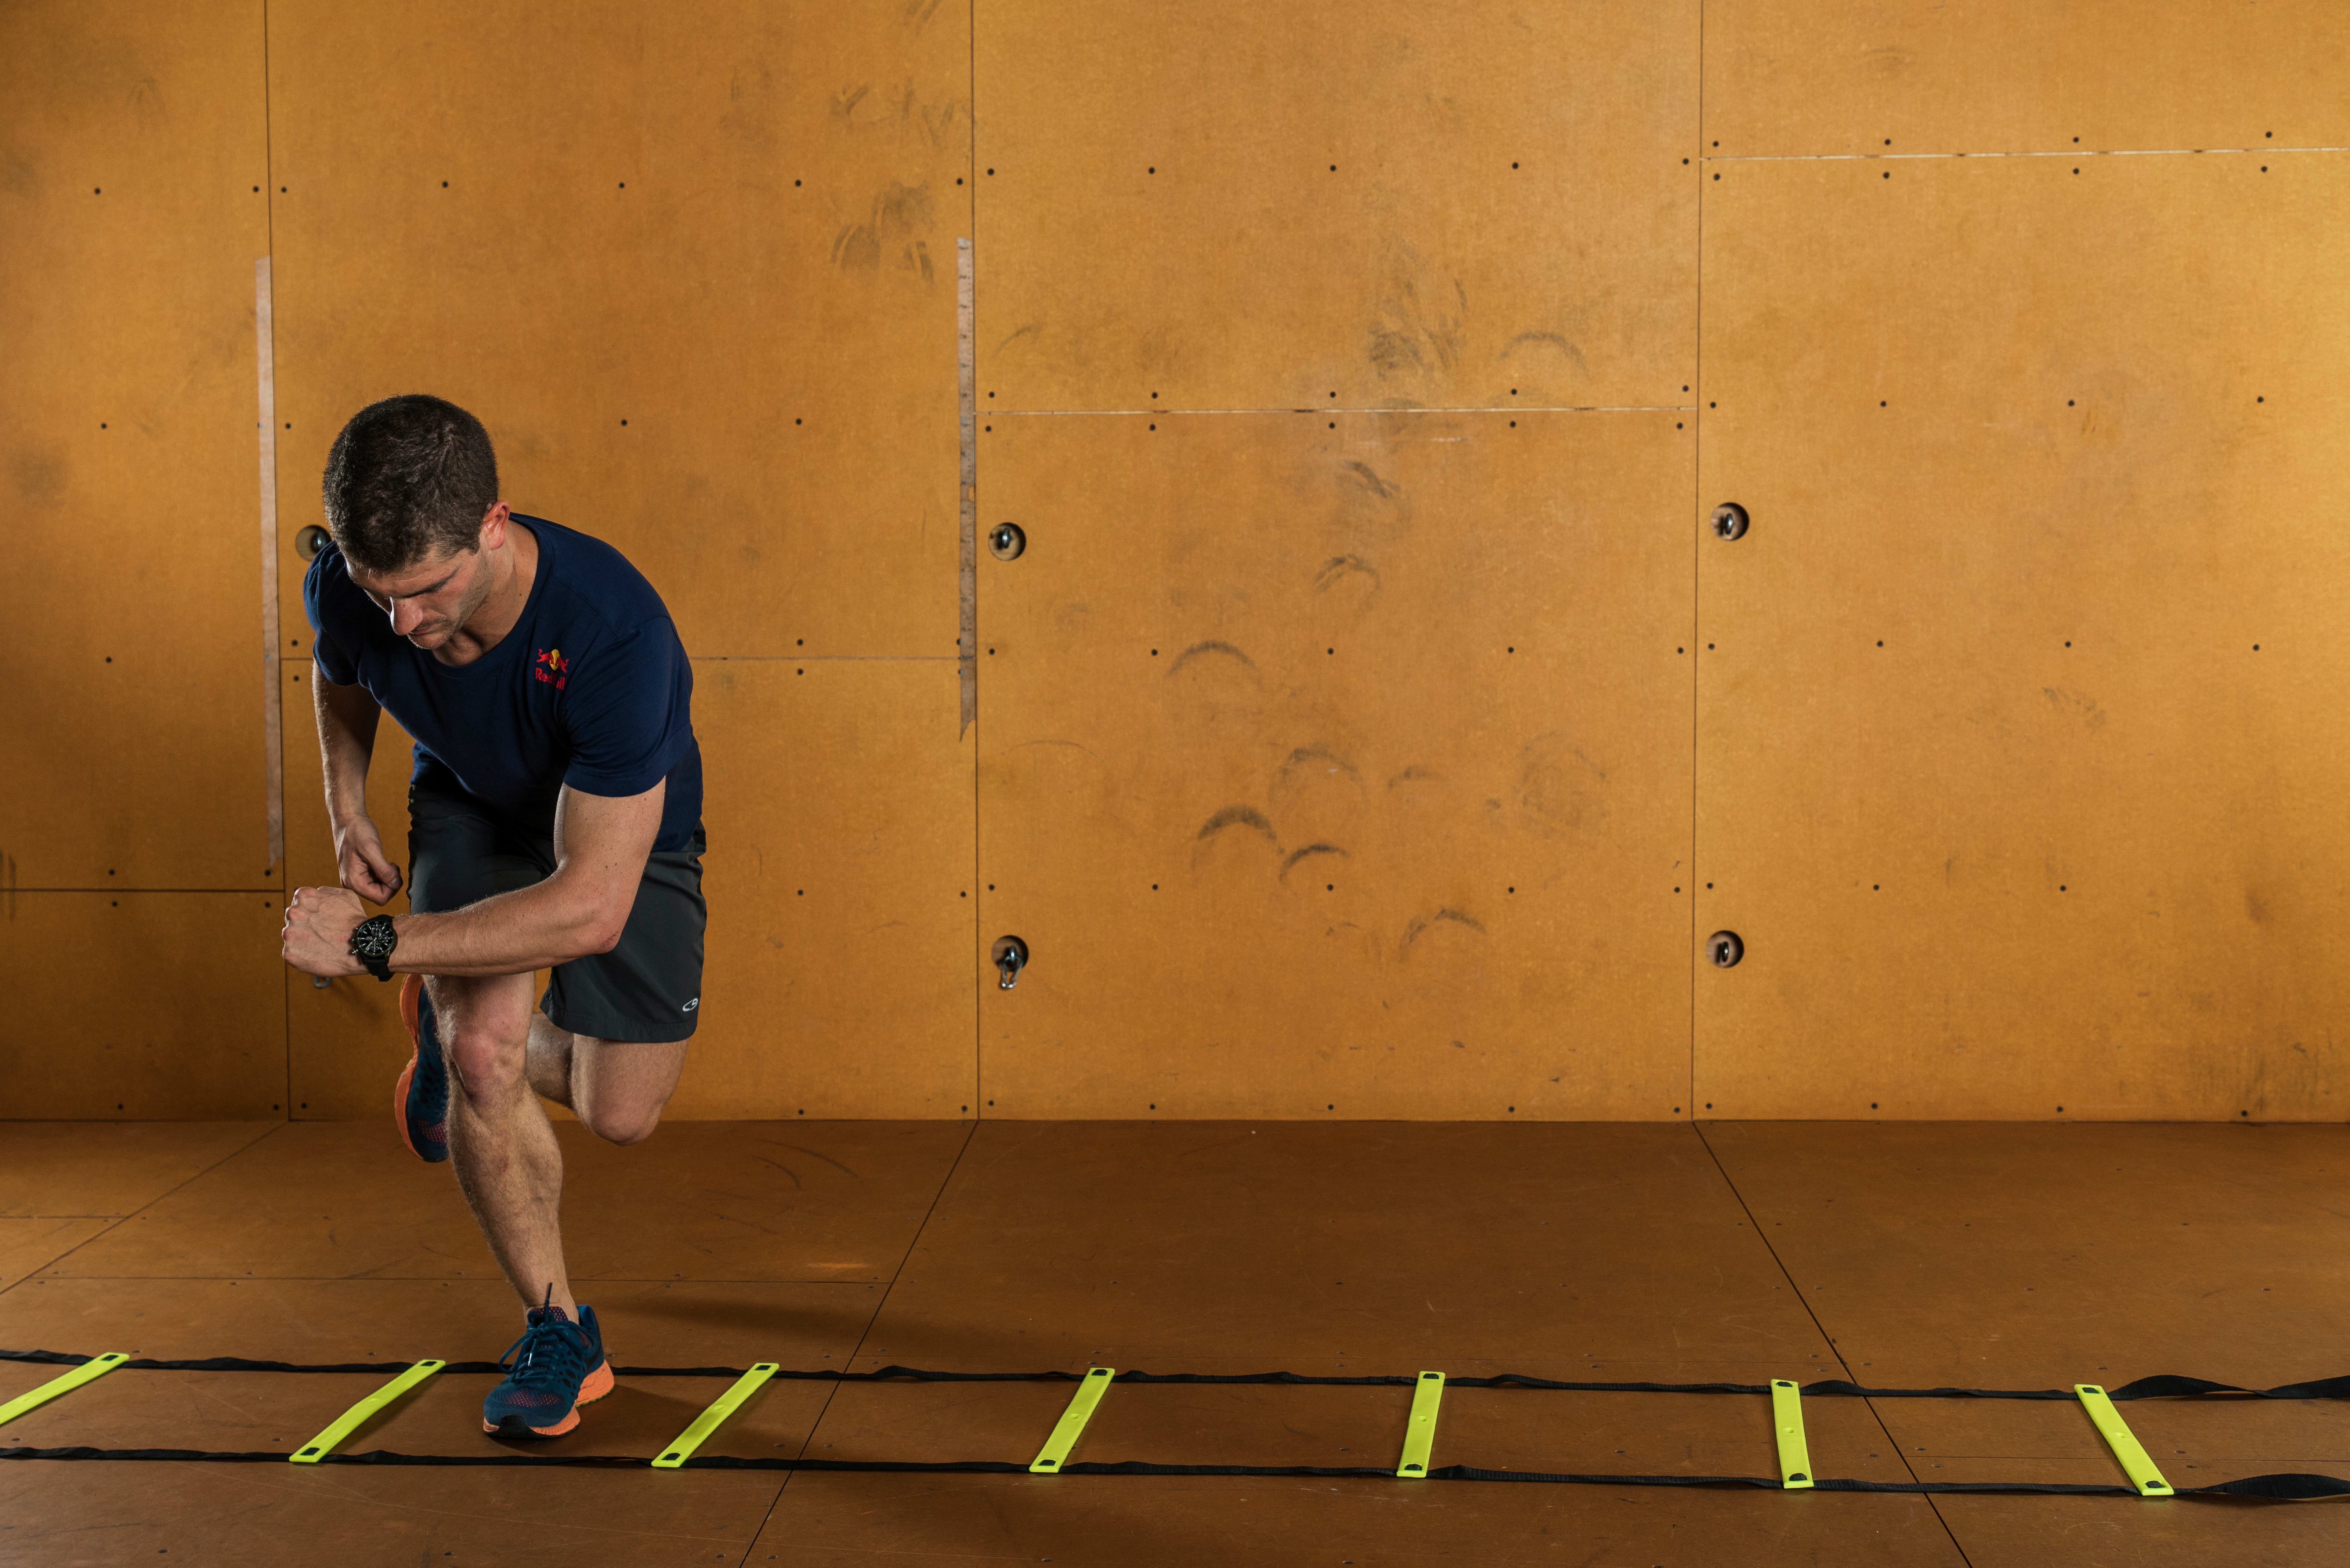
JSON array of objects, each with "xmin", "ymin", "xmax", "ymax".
[{"xmin": 682, "ymin": 997, "xmax": 699, "ymax": 1012}]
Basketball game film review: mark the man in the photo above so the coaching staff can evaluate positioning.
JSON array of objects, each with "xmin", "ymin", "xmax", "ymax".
[{"xmin": 281, "ymin": 394, "xmax": 705, "ymax": 1440}]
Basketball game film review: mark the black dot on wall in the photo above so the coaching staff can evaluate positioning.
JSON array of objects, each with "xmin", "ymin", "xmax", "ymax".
[
  {"xmin": 955, "ymin": 177, "xmax": 962, "ymax": 184},
  {"xmin": 986, "ymin": 168, "xmax": 995, "ymax": 175},
  {"xmin": 1147, "ymin": 166, "xmax": 1155, "ymax": 174},
  {"xmin": 441, "ymin": 181, "xmax": 448, "ymax": 187},
  {"xmin": 620, "ymin": 419, "xmax": 628, "ymax": 425},
  {"xmin": 795, "ymin": 180, "xmax": 802, "ymax": 186},
  {"xmin": 619, "ymin": 182, "xmax": 625, "ymax": 188},
  {"xmin": 1713, "ymin": 173, "xmax": 1720, "ymax": 181},
  {"xmin": 1511, "ymin": 162, "xmax": 1518, "ymax": 169},
  {"xmin": 1329, "ymin": 164, "xmax": 1337, "ymax": 171}
]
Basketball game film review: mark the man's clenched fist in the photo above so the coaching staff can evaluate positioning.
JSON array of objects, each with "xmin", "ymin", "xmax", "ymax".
[{"xmin": 283, "ymin": 885, "xmax": 371, "ymax": 977}]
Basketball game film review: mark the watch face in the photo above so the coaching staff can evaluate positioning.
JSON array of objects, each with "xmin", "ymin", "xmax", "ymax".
[{"xmin": 353, "ymin": 917, "xmax": 396, "ymax": 959}]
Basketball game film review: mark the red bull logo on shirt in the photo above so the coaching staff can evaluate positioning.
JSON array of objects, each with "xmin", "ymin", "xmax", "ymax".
[{"xmin": 534, "ymin": 647, "xmax": 570, "ymax": 690}]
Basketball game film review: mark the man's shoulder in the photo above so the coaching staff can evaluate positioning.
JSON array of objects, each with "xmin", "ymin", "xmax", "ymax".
[
  {"xmin": 301, "ymin": 539, "xmax": 372, "ymax": 628},
  {"xmin": 528, "ymin": 516, "xmax": 679, "ymax": 646}
]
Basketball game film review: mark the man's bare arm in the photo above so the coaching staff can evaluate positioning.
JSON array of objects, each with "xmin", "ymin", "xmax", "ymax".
[
  {"xmin": 314, "ymin": 671, "xmax": 402, "ymax": 902},
  {"xmin": 282, "ymin": 780, "xmax": 665, "ymax": 980}
]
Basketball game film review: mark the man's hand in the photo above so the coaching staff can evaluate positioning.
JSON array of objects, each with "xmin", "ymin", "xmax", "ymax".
[
  {"xmin": 284, "ymin": 885, "xmax": 371, "ymax": 977},
  {"xmin": 335, "ymin": 815, "xmax": 404, "ymax": 903}
]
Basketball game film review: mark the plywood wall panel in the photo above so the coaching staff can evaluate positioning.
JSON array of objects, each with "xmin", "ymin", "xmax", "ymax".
[
  {"xmin": 975, "ymin": 3, "xmax": 1698, "ymax": 412},
  {"xmin": 0, "ymin": 893, "xmax": 286, "ymax": 1118},
  {"xmin": 0, "ymin": 0, "xmax": 275, "ymax": 890},
  {"xmin": 976, "ymin": 412, "xmax": 1695, "ymax": 1119},
  {"xmin": 279, "ymin": 662, "xmax": 416, "ymax": 1118},
  {"xmin": 264, "ymin": 0, "xmax": 966, "ymax": 660},
  {"xmin": 1695, "ymin": 153, "xmax": 2350, "ymax": 1119},
  {"xmin": 673, "ymin": 659, "xmax": 976, "ymax": 1118},
  {"xmin": 1705, "ymin": 1, "xmax": 2350, "ymax": 157}
]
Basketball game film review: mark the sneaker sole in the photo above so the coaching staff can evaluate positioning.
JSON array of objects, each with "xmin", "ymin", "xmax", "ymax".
[{"xmin": 483, "ymin": 1358, "xmax": 614, "ymax": 1439}]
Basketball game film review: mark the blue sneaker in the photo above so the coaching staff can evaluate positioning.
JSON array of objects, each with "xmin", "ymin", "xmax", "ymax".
[
  {"xmin": 483, "ymin": 1293, "xmax": 613, "ymax": 1438},
  {"xmin": 393, "ymin": 974, "xmax": 448, "ymax": 1162}
]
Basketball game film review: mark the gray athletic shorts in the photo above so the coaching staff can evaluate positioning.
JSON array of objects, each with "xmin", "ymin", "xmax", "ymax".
[{"xmin": 407, "ymin": 784, "xmax": 706, "ymax": 1044}]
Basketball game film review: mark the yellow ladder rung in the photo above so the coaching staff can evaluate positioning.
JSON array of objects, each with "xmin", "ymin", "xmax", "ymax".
[
  {"xmin": 290, "ymin": 1359, "xmax": 445, "ymax": 1463},
  {"xmin": 0, "ymin": 1353, "xmax": 130, "ymax": 1427},
  {"xmin": 1771, "ymin": 1379, "xmax": 1815, "ymax": 1489},
  {"xmin": 1030, "ymin": 1367, "xmax": 1116, "ymax": 1473},
  {"xmin": 654, "ymin": 1363, "xmax": 778, "ymax": 1469},
  {"xmin": 1396, "ymin": 1370, "xmax": 1445, "ymax": 1479},
  {"xmin": 2075, "ymin": 1384, "xmax": 2173, "ymax": 1497}
]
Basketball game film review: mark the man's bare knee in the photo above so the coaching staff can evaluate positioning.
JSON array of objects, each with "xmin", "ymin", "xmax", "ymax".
[
  {"xmin": 577, "ymin": 1100, "xmax": 664, "ymax": 1147},
  {"xmin": 433, "ymin": 986, "xmax": 534, "ymax": 1106}
]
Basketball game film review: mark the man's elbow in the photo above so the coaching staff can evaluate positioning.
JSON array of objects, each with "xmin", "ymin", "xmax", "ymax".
[{"xmin": 571, "ymin": 899, "xmax": 630, "ymax": 957}]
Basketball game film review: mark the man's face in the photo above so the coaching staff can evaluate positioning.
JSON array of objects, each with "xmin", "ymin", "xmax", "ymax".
[{"xmin": 348, "ymin": 541, "xmax": 491, "ymax": 649}]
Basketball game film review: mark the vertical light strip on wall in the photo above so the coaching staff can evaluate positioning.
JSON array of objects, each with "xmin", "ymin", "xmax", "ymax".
[
  {"xmin": 957, "ymin": 236, "xmax": 977, "ymax": 738},
  {"xmin": 255, "ymin": 256, "xmax": 284, "ymax": 871}
]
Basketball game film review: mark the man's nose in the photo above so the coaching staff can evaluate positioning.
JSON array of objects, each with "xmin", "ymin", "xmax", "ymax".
[{"xmin": 389, "ymin": 597, "xmax": 426, "ymax": 635}]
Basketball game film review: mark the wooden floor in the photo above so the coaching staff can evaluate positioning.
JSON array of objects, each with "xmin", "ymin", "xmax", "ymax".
[{"xmin": 1, "ymin": 1118, "xmax": 2345, "ymax": 1565}]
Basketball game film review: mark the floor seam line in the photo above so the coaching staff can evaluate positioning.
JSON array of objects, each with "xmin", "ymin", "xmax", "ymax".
[
  {"xmin": 1692, "ymin": 1123, "xmax": 1980, "ymax": 1568},
  {"xmin": 0, "ymin": 1125, "xmax": 283, "ymax": 1302},
  {"xmin": 733, "ymin": 1117, "xmax": 980, "ymax": 1564}
]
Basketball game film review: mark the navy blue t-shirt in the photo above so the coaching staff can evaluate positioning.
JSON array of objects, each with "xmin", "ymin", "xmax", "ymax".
[{"xmin": 303, "ymin": 514, "xmax": 703, "ymax": 852}]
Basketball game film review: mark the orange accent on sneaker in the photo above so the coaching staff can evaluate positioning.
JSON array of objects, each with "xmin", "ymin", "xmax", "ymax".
[{"xmin": 480, "ymin": 1358, "xmax": 613, "ymax": 1438}]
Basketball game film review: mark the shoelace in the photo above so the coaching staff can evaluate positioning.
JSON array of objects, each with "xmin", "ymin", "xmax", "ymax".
[{"xmin": 496, "ymin": 1289, "xmax": 592, "ymax": 1393}]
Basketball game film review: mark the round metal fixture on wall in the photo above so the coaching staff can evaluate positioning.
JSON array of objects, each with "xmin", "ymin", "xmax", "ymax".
[
  {"xmin": 1710, "ymin": 503, "xmax": 1749, "ymax": 542},
  {"xmin": 991, "ymin": 935, "xmax": 1030, "ymax": 989},
  {"xmin": 989, "ymin": 522, "xmax": 1027, "ymax": 560},
  {"xmin": 1707, "ymin": 930, "xmax": 1744, "ymax": 968},
  {"xmin": 295, "ymin": 525, "xmax": 332, "ymax": 560}
]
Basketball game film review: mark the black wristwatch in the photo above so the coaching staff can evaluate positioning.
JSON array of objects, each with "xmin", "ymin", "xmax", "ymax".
[{"xmin": 350, "ymin": 915, "xmax": 399, "ymax": 982}]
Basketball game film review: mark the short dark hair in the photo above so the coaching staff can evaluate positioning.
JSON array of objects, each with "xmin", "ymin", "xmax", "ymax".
[{"xmin": 321, "ymin": 395, "xmax": 499, "ymax": 573}]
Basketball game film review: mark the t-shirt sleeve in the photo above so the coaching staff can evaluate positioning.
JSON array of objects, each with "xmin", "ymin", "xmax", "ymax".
[
  {"xmin": 560, "ymin": 620, "xmax": 693, "ymax": 799},
  {"xmin": 303, "ymin": 546, "xmax": 359, "ymax": 686}
]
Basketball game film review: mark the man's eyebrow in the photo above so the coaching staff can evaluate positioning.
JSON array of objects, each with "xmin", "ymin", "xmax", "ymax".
[{"xmin": 361, "ymin": 566, "xmax": 459, "ymax": 598}]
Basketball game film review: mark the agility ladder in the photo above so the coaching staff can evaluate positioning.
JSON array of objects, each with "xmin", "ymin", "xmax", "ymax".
[{"xmin": 3, "ymin": 1349, "xmax": 2344, "ymax": 1499}]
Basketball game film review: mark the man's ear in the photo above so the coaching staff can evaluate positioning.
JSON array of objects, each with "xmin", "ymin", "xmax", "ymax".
[{"xmin": 477, "ymin": 500, "xmax": 512, "ymax": 552}]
